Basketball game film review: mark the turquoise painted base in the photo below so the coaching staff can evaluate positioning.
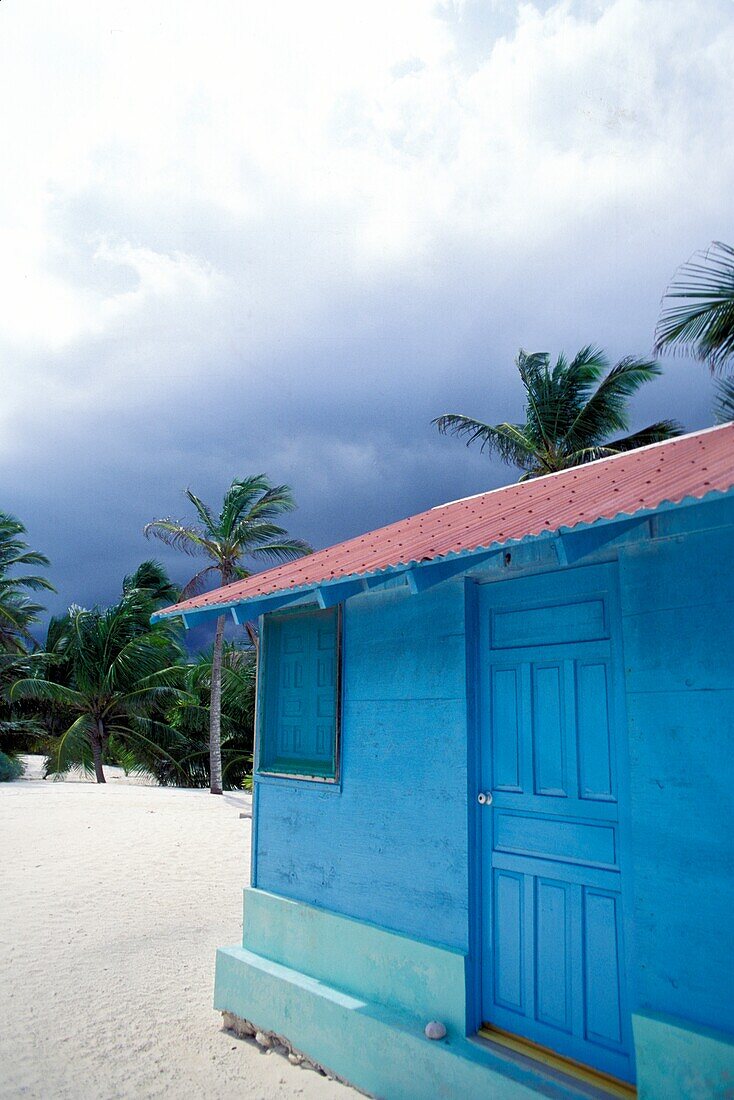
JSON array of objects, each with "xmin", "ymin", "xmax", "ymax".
[
  {"xmin": 215, "ymin": 889, "xmax": 590, "ymax": 1098},
  {"xmin": 632, "ymin": 1012, "xmax": 734, "ymax": 1100},
  {"xmin": 215, "ymin": 888, "xmax": 734, "ymax": 1099},
  {"xmin": 215, "ymin": 945, "xmax": 561, "ymax": 1099}
]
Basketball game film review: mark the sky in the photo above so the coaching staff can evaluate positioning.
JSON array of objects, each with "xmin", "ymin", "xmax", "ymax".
[{"xmin": 1, "ymin": 0, "xmax": 732, "ymax": 632}]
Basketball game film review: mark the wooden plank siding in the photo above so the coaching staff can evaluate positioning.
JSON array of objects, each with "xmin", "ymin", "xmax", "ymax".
[
  {"xmin": 254, "ymin": 578, "xmax": 472, "ymax": 950},
  {"xmin": 618, "ymin": 509, "xmax": 734, "ymax": 1036}
]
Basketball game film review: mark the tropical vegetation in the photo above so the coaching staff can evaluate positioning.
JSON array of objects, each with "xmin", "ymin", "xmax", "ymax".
[
  {"xmin": 162, "ymin": 641, "xmax": 257, "ymax": 789},
  {"xmin": 144, "ymin": 476, "xmax": 310, "ymax": 795},
  {"xmin": 0, "ymin": 512, "xmax": 54, "ymax": 652},
  {"xmin": 12, "ymin": 564, "xmax": 185, "ymax": 783},
  {"xmin": 655, "ymin": 240, "xmax": 734, "ymax": 424},
  {"xmin": 0, "ymin": 476, "xmax": 309, "ymax": 789},
  {"xmin": 4, "ymin": 558, "xmax": 261, "ymax": 787},
  {"xmin": 0, "ymin": 514, "xmax": 55, "ymax": 777},
  {"xmin": 434, "ymin": 347, "xmax": 683, "ymax": 480}
]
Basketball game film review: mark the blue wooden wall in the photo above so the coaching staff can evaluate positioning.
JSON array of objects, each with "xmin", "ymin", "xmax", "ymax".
[
  {"xmin": 619, "ymin": 498, "xmax": 734, "ymax": 1034},
  {"xmin": 254, "ymin": 579, "xmax": 472, "ymax": 951},
  {"xmin": 252, "ymin": 493, "xmax": 734, "ymax": 1032}
]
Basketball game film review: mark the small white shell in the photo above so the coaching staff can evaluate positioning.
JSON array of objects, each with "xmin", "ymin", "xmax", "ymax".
[
  {"xmin": 255, "ymin": 1030, "xmax": 273, "ymax": 1048},
  {"xmin": 424, "ymin": 1020, "xmax": 447, "ymax": 1040}
]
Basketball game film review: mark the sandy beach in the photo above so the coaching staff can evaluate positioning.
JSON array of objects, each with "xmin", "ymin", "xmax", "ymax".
[{"xmin": 0, "ymin": 761, "xmax": 351, "ymax": 1100}]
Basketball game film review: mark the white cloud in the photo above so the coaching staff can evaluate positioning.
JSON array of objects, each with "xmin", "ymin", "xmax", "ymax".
[{"xmin": 1, "ymin": 0, "xmax": 730, "ymax": 361}]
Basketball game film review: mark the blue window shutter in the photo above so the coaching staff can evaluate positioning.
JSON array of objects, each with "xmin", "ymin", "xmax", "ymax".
[{"xmin": 259, "ymin": 606, "xmax": 340, "ymax": 779}]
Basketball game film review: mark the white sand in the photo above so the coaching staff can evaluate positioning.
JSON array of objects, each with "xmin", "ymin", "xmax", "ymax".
[{"xmin": 0, "ymin": 762, "xmax": 352, "ymax": 1099}]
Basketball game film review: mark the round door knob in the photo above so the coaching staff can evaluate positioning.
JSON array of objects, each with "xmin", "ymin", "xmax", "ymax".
[{"xmin": 477, "ymin": 791, "xmax": 493, "ymax": 805}]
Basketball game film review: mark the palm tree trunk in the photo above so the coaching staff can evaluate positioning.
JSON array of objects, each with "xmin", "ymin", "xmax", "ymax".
[
  {"xmin": 91, "ymin": 722, "xmax": 106, "ymax": 784},
  {"xmin": 209, "ymin": 613, "xmax": 225, "ymax": 795}
]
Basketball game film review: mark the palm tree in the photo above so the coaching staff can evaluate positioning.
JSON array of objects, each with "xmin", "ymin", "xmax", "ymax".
[
  {"xmin": 144, "ymin": 476, "xmax": 311, "ymax": 795},
  {"xmin": 20, "ymin": 560, "xmax": 179, "ymax": 755},
  {"xmin": 654, "ymin": 241, "xmax": 734, "ymax": 423},
  {"xmin": 434, "ymin": 347, "xmax": 683, "ymax": 480},
  {"xmin": 0, "ymin": 512, "xmax": 54, "ymax": 652},
  {"xmin": 12, "ymin": 573, "xmax": 185, "ymax": 783}
]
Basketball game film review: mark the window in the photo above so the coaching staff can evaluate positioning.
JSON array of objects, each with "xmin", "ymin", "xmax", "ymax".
[{"xmin": 257, "ymin": 605, "xmax": 340, "ymax": 781}]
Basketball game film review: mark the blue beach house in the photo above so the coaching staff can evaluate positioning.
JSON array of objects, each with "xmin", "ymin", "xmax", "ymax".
[{"xmin": 154, "ymin": 424, "xmax": 734, "ymax": 1099}]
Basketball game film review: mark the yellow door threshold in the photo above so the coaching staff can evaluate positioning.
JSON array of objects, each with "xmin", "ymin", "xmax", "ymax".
[{"xmin": 478, "ymin": 1024, "xmax": 636, "ymax": 1099}]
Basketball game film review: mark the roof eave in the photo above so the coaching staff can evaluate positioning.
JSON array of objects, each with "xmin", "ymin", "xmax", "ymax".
[{"xmin": 151, "ymin": 486, "xmax": 733, "ymax": 630}]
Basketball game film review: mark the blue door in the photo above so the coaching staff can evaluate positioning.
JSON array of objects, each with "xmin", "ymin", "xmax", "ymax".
[{"xmin": 478, "ymin": 563, "xmax": 634, "ymax": 1084}]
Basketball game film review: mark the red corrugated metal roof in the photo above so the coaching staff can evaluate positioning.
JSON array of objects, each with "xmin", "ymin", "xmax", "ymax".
[{"xmin": 158, "ymin": 423, "xmax": 734, "ymax": 619}]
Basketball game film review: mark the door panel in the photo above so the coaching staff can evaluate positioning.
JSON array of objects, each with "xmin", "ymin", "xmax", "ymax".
[
  {"xmin": 535, "ymin": 878, "xmax": 572, "ymax": 1032},
  {"xmin": 491, "ymin": 597, "xmax": 607, "ymax": 648},
  {"xmin": 577, "ymin": 662, "xmax": 615, "ymax": 800},
  {"xmin": 493, "ymin": 870, "xmax": 525, "ymax": 1013},
  {"xmin": 479, "ymin": 564, "xmax": 634, "ymax": 1083},
  {"xmin": 584, "ymin": 889, "xmax": 623, "ymax": 1046},
  {"xmin": 494, "ymin": 812, "xmax": 617, "ymax": 867},
  {"xmin": 491, "ymin": 667, "xmax": 522, "ymax": 791},
  {"xmin": 533, "ymin": 663, "xmax": 566, "ymax": 795}
]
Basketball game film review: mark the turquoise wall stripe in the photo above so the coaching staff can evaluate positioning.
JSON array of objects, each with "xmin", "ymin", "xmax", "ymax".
[
  {"xmin": 241, "ymin": 887, "xmax": 467, "ymax": 1033},
  {"xmin": 632, "ymin": 1012, "xmax": 734, "ymax": 1100},
  {"xmin": 214, "ymin": 944, "xmax": 558, "ymax": 1099}
]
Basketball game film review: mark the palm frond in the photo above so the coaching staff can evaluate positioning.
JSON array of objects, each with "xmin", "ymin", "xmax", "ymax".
[
  {"xmin": 0, "ymin": 516, "xmax": 52, "ymax": 653},
  {"xmin": 565, "ymin": 421, "xmax": 684, "ymax": 466},
  {"xmin": 0, "ymin": 549, "xmax": 52, "ymax": 570},
  {"xmin": 516, "ymin": 349, "xmax": 555, "ymax": 453},
  {"xmin": 565, "ymin": 358, "xmax": 663, "ymax": 448},
  {"xmin": 249, "ymin": 537, "xmax": 312, "ymax": 562},
  {"xmin": 559, "ymin": 345, "xmax": 607, "ymax": 384},
  {"xmin": 107, "ymin": 718, "xmax": 187, "ymax": 774},
  {"xmin": 0, "ymin": 574, "xmax": 55, "ymax": 593},
  {"xmin": 11, "ymin": 677, "xmax": 86, "ymax": 708},
  {"xmin": 714, "ymin": 376, "xmax": 734, "ymax": 424},
  {"xmin": 516, "ymin": 350, "xmax": 551, "ymax": 386},
  {"xmin": 433, "ymin": 413, "xmax": 538, "ymax": 468},
  {"xmin": 0, "ymin": 593, "xmax": 45, "ymax": 649},
  {"xmin": 603, "ymin": 420, "xmax": 684, "ymax": 453},
  {"xmin": 45, "ymin": 713, "xmax": 97, "ymax": 777},
  {"xmin": 102, "ymin": 624, "xmax": 182, "ymax": 694},
  {"xmin": 229, "ymin": 520, "xmax": 288, "ymax": 546},
  {"xmin": 654, "ymin": 241, "xmax": 734, "ymax": 372},
  {"xmin": 123, "ymin": 560, "xmax": 180, "ymax": 604},
  {"xmin": 219, "ymin": 475, "xmax": 272, "ymax": 535},
  {"xmin": 242, "ymin": 483, "xmax": 297, "ymax": 522},
  {"xmin": 545, "ymin": 346, "xmax": 607, "ymax": 443},
  {"xmin": 435, "ymin": 344, "xmax": 680, "ymax": 481},
  {"xmin": 184, "ymin": 490, "xmax": 218, "ymax": 535},
  {"xmin": 143, "ymin": 519, "xmax": 210, "ymax": 557},
  {"xmin": 179, "ymin": 564, "xmax": 220, "ymax": 600}
]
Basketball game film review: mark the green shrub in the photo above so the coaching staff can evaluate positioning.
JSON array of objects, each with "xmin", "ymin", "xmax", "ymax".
[{"xmin": 0, "ymin": 751, "xmax": 23, "ymax": 782}]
